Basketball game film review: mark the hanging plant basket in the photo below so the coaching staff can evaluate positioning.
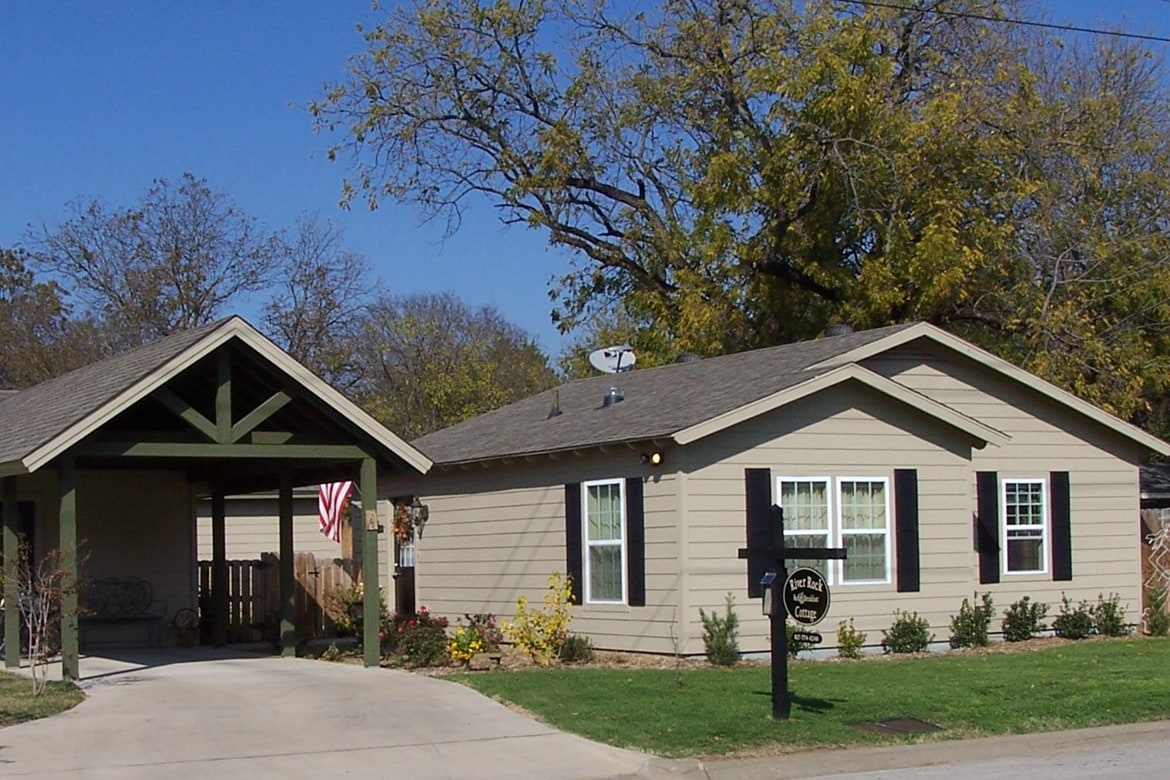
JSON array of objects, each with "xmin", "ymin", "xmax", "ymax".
[{"xmin": 392, "ymin": 503, "xmax": 412, "ymax": 542}]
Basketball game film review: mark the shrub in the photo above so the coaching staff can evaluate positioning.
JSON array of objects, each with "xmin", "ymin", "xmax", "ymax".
[
  {"xmin": 1052, "ymin": 593, "xmax": 1094, "ymax": 640},
  {"xmin": 1093, "ymin": 593, "xmax": 1129, "ymax": 637},
  {"xmin": 448, "ymin": 625, "xmax": 486, "ymax": 665},
  {"xmin": 881, "ymin": 610, "xmax": 933, "ymax": 654},
  {"xmin": 388, "ymin": 606, "xmax": 450, "ymax": 667},
  {"xmin": 836, "ymin": 618, "xmax": 867, "ymax": 660},
  {"xmin": 699, "ymin": 593, "xmax": 740, "ymax": 666},
  {"xmin": 319, "ymin": 643, "xmax": 343, "ymax": 662},
  {"xmin": 504, "ymin": 573, "xmax": 575, "ymax": 666},
  {"xmin": 949, "ymin": 592, "xmax": 994, "ymax": 648},
  {"xmin": 559, "ymin": 633, "xmax": 595, "ymax": 664},
  {"xmin": 1144, "ymin": 585, "xmax": 1170, "ymax": 637},
  {"xmin": 462, "ymin": 613, "xmax": 504, "ymax": 652},
  {"xmin": 785, "ymin": 621, "xmax": 814, "ymax": 658},
  {"xmin": 1002, "ymin": 596, "xmax": 1049, "ymax": 642}
]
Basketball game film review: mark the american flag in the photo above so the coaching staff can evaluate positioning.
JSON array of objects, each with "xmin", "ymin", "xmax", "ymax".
[{"xmin": 318, "ymin": 481, "xmax": 354, "ymax": 543}]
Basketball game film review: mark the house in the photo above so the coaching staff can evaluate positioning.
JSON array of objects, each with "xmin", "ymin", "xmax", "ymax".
[
  {"xmin": 387, "ymin": 322, "xmax": 1170, "ymax": 655},
  {"xmin": 0, "ymin": 316, "xmax": 430, "ymax": 677}
]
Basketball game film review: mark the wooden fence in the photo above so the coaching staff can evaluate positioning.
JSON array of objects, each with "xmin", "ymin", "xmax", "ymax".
[{"xmin": 197, "ymin": 552, "xmax": 355, "ymax": 643}]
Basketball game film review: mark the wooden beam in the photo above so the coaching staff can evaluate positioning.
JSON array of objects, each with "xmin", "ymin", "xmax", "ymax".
[
  {"xmin": 212, "ymin": 487, "xmax": 227, "ymax": 648},
  {"xmin": 230, "ymin": 392, "xmax": 292, "ymax": 443},
  {"xmin": 279, "ymin": 472, "xmax": 296, "ymax": 658},
  {"xmin": 360, "ymin": 457, "xmax": 380, "ymax": 669},
  {"xmin": 216, "ymin": 349, "xmax": 232, "ymax": 443},
  {"xmin": 3, "ymin": 476, "xmax": 19, "ymax": 669},
  {"xmin": 59, "ymin": 454, "xmax": 79, "ymax": 682},
  {"xmin": 78, "ymin": 442, "xmax": 369, "ymax": 460},
  {"xmin": 152, "ymin": 388, "xmax": 218, "ymax": 442}
]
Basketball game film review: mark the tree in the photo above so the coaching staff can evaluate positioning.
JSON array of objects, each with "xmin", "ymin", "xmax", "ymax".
[
  {"xmin": 261, "ymin": 214, "xmax": 374, "ymax": 392},
  {"xmin": 30, "ymin": 173, "xmax": 284, "ymax": 349},
  {"xmin": 312, "ymin": 0, "xmax": 1170, "ymax": 436},
  {"xmin": 351, "ymin": 292, "xmax": 557, "ymax": 439}
]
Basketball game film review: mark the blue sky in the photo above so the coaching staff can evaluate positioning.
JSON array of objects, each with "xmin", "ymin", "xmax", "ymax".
[{"xmin": 3, "ymin": 1, "xmax": 1169, "ymax": 356}]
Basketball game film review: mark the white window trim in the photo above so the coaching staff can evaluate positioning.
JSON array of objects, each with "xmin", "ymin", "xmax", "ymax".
[
  {"xmin": 776, "ymin": 476, "xmax": 833, "ymax": 562},
  {"xmin": 1001, "ymin": 477, "xmax": 1048, "ymax": 576},
  {"xmin": 582, "ymin": 478, "xmax": 627, "ymax": 605},
  {"xmin": 836, "ymin": 476, "xmax": 892, "ymax": 585}
]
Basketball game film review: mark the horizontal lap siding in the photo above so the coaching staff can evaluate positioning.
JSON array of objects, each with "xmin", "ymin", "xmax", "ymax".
[
  {"xmin": 683, "ymin": 386, "xmax": 977, "ymax": 653},
  {"xmin": 386, "ymin": 452, "xmax": 683, "ymax": 653}
]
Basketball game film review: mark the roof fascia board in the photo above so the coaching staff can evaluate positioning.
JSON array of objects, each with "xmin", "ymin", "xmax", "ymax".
[
  {"xmin": 809, "ymin": 323, "xmax": 1170, "ymax": 458},
  {"xmin": 673, "ymin": 363, "xmax": 1008, "ymax": 447},
  {"xmin": 24, "ymin": 319, "xmax": 432, "ymax": 475}
]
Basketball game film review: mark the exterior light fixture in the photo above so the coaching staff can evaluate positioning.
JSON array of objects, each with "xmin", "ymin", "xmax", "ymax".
[
  {"xmin": 640, "ymin": 451, "xmax": 665, "ymax": 467},
  {"xmin": 409, "ymin": 496, "xmax": 430, "ymax": 538}
]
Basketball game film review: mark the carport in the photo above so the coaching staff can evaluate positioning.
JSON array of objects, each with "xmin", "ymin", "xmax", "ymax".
[{"xmin": 0, "ymin": 316, "xmax": 431, "ymax": 679}]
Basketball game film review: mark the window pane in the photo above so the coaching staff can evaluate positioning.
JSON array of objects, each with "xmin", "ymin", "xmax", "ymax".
[
  {"xmin": 587, "ymin": 482, "xmax": 622, "ymax": 541},
  {"xmin": 589, "ymin": 545, "xmax": 622, "ymax": 601},
  {"xmin": 780, "ymin": 480, "xmax": 829, "ymax": 532},
  {"xmin": 1005, "ymin": 482, "xmax": 1044, "ymax": 526},
  {"xmin": 841, "ymin": 480, "xmax": 886, "ymax": 530},
  {"xmin": 843, "ymin": 533, "xmax": 884, "ymax": 581},
  {"xmin": 1007, "ymin": 537, "xmax": 1043, "ymax": 572},
  {"xmin": 785, "ymin": 534, "xmax": 829, "ymax": 580}
]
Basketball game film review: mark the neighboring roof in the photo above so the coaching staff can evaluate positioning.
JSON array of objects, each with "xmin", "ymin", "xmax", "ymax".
[
  {"xmin": 1141, "ymin": 464, "xmax": 1170, "ymax": 501},
  {"xmin": 415, "ymin": 321, "xmax": 1170, "ymax": 467},
  {"xmin": 0, "ymin": 316, "xmax": 431, "ymax": 477}
]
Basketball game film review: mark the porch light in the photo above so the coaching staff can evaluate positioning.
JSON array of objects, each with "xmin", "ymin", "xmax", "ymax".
[
  {"xmin": 409, "ymin": 496, "xmax": 430, "ymax": 538},
  {"xmin": 640, "ymin": 451, "xmax": 664, "ymax": 467}
]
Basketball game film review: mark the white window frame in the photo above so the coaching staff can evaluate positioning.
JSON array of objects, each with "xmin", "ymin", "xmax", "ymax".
[
  {"xmin": 836, "ymin": 477, "xmax": 891, "ymax": 585},
  {"xmin": 582, "ymin": 478, "xmax": 627, "ymax": 604},
  {"xmin": 776, "ymin": 477, "xmax": 833, "ymax": 581},
  {"xmin": 1001, "ymin": 477, "xmax": 1048, "ymax": 575}
]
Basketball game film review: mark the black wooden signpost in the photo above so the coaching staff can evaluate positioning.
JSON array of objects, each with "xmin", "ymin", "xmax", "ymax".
[{"xmin": 738, "ymin": 504, "xmax": 846, "ymax": 720}]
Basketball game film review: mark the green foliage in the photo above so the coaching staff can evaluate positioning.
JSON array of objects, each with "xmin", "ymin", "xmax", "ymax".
[
  {"xmin": 505, "ymin": 574, "xmax": 575, "ymax": 667},
  {"xmin": 319, "ymin": 643, "xmax": 343, "ymax": 662},
  {"xmin": 1002, "ymin": 596, "xmax": 1049, "ymax": 642},
  {"xmin": 698, "ymin": 594, "xmax": 740, "ymax": 666},
  {"xmin": 1144, "ymin": 585, "xmax": 1170, "ymax": 637},
  {"xmin": 836, "ymin": 618, "xmax": 868, "ymax": 660},
  {"xmin": 1093, "ymin": 593, "xmax": 1130, "ymax": 637},
  {"xmin": 881, "ymin": 610, "xmax": 933, "ymax": 654},
  {"xmin": 449, "ymin": 613, "xmax": 505, "ymax": 664},
  {"xmin": 384, "ymin": 607, "xmax": 450, "ymax": 668},
  {"xmin": 785, "ymin": 621, "xmax": 813, "ymax": 658},
  {"xmin": 1052, "ymin": 594, "xmax": 1094, "ymax": 640},
  {"xmin": 949, "ymin": 592, "xmax": 994, "ymax": 649},
  {"xmin": 0, "ymin": 673, "xmax": 83, "ymax": 728},
  {"xmin": 558, "ymin": 633, "xmax": 596, "ymax": 664}
]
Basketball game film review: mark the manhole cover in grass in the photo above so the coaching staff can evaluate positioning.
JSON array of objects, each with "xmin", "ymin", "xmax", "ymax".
[{"xmin": 854, "ymin": 717, "xmax": 944, "ymax": 735}]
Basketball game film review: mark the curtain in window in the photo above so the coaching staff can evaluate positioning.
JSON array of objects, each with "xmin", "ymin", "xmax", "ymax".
[
  {"xmin": 586, "ymin": 482, "xmax": 623, "ymax": 601},
  {"xmin": 840, "ymin": 480, "xmax": 887, "ymax": 582}
]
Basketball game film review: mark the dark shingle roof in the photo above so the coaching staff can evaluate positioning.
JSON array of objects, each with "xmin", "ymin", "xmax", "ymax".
[
  {"xmin": 1141, "ymin": 464, "xmax": 1170, "ymax": 500},
  {"xmin": 0, "ymin": 318, "xmax": 233, "ymax": 467},
  {"xmin": 414, "ymin": 323, "xmax": 916, "ymax": 465}
]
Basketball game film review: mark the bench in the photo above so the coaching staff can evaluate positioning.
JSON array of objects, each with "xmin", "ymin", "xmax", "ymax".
[{"xmin": 79, "ymin": 576, "xmax": 168, "ymax": 648}]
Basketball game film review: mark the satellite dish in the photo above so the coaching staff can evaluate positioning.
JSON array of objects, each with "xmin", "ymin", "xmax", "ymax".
[{"xmin": 588, "ymin": 344, "xmax": 636, "ymax": 374}]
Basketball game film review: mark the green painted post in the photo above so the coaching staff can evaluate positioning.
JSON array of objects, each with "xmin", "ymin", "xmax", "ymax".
[
  {"xmin": 59, "ymin": 454, "xmax": 79, "ymax": 682},
  {"xmin": 279, "ymin": 472, "xmax": 296, "ymax": 658},
  {"xmin": 212, "ymin": 487, "xmax": 228, "ymax": 648},
  {"xmin": 360, "ymin": 457, "xmax": 380, "ymax": 668},
  {"xmin": 3, "ymin": 476, "xmax": 20, "ymax": 669}
]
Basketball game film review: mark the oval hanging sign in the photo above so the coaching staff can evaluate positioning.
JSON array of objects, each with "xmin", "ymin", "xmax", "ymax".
[{"xmin": 783, "ymin": 567, "xmax": 831, "ymax": 626}]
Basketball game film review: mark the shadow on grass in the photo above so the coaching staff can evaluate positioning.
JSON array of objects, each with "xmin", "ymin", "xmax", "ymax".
[{"xmin": 751, "ymin": 688, "xmax": 844, "ymax": 713}]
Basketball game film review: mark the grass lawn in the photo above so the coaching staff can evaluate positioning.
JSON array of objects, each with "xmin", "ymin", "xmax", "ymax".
[
  {"xmin": 457, "ymin": 637, "xmax": 1170, "ymax": 758},
  {"xmin": 0, "ymin": 673, "xmax": 84, "ymax": 728}
]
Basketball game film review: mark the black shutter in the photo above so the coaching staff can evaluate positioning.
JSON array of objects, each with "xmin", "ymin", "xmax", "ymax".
[
  {"xmin": 1050, "ymin": 471, "xmax": 1072, "ymax": 581},
  {"xmin": 894, "ymin": 469, "xmax": 920, "ymax": 593},
  {"xmin": 625, "ymin": 477, "xmax": 646, "ymax": 607},
  {"xmin": 564, "ymin": 483, "xmax": 583, "ymax": 604},
  {"xmin": 745, "ymin": 468, "xmax": 772, "ymax": 598},
  {"xmin": 976, "ymin": 471, "xmax": 1000, "ymax": 584}
]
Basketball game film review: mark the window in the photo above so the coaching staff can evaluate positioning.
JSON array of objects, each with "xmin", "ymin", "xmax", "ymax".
[
  {"xmin": 1003, "ymin": 478, "xmax": 1047, "ymax": 574},
  {"xmin": 777, "ymin": 476, "xmax": 890, "ymax": 585},
  {"xmin": 583, "ymin": 479, "xmax": 626, "ymax": 603}
]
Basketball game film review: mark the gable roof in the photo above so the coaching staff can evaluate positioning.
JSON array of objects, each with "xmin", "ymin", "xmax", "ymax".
[
  {"xmin": 415, "ymin": 321, "xmax": 1170, "ymax": 466},
  {"xmin": 0, "ymin": 316, "xmax": 431, "ymax": 477}
]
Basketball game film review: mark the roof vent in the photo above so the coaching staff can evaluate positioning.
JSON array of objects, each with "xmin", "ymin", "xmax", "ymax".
[
  {"xmin": 602, "ymin": 386, "xmax": 624, "ymax": 407},
  {"xmin": 547, "ymin": 388, "xmax": 563, "ymax": 419},
  {"xmin": 674, "ymin": 352, "xmax": 701, "ymax": 364},
  {"xmin": 824, "ymin": 323, "xmax": 854, "ymax": 337}
]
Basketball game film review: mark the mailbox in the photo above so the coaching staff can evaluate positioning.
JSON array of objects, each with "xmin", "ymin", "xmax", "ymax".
[{"xmin": 760, "ymin": 570, "xmax": 778, "ymax": 616}]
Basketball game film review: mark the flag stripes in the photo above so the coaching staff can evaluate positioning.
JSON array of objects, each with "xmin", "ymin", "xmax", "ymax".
[{"xmin": 318, "ymin": 481, "xmax": 353, "ymax": 543}]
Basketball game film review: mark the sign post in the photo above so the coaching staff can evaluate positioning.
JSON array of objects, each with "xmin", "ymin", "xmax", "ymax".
[{"xmin": 739, "ymin": 505, "xmax": 845, "ymax": 720}]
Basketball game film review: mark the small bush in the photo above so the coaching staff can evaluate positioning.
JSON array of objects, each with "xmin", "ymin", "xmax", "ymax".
[
  {"xmin": 462, "ymin": 613, "xmax": 504, "ymax": 652},
  {"xmin": 836, "ymin": 618, "xmax": 867, "ymax": 660},
  {"xmin": 699, "ymin": 593, "xmax": 740, "ymax": 666},
  {"xmin": 881, "ymin": 610, "xmax": 933, "ymax": 654},
  {"xmin": 505, "ymin": 573, "xmax": 575, "ymax": 666},
  {"xmin": 1093, "ymin": 593, "xmax": 1129, "ymax": 637},
  {"xmin": 559, "ymin": 633, "xmax": 595, "ymax": 664},
  {"xmin": 448, "ymin": 625, "xmax": 487, "ymax": 665},
  {"xmin": 388, "ymin": 606, "xmax": 450, "ymax": 667},
  {"xmin": 1002, "ymin": 596, "xmax": 1049, "ymax": 642},
  {"xmin": 1052, "ymin": 593, "xmax": 1094, "ymax": 640},
  {"xmin": 319, "ymin": 643, "xmax": 343, "ymax": 662},
  {"xmin": 785, "ymin": 621, "xmax": 813, "ymax": 658},
  {"xmin": 1144, "ymin": 585, "xmax": 1170, "ymax": 637},
  {"xmin": 949, "ymin": 592, "xmax": 994, "ymax": 648}
]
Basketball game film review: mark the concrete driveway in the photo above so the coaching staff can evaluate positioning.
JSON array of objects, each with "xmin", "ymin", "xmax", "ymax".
[{"xmin": 0, "ymin": 648, "xmax": 677, "ymax": 779}]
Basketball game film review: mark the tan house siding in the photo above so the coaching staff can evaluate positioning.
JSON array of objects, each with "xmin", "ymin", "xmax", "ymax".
[
  {"xmin": 385, "ymin": 450, "xmax": 685, "ymax": 654},
  {"xmin": 194, "ymin": 496, "xmax": 341, "ymax": 562}
]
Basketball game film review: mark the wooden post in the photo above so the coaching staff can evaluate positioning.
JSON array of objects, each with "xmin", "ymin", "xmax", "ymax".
[
  {"xmin": 360, "ymin": 457, "xmax": 380, "ymax": 668},
  {"xmin": 279, "ymin": 472, "xmax": 295, "ymax": 658},
  {"xmin": 212, "ymin": 486, "xmax": 228, "ymax": 648},
  {"xmin": 3, "ymin": 476, "xmax": 20, "ymax": 669},
  {"xmin": 59, "ymin": 454, "xmax": 79, "ymax": 682}
]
